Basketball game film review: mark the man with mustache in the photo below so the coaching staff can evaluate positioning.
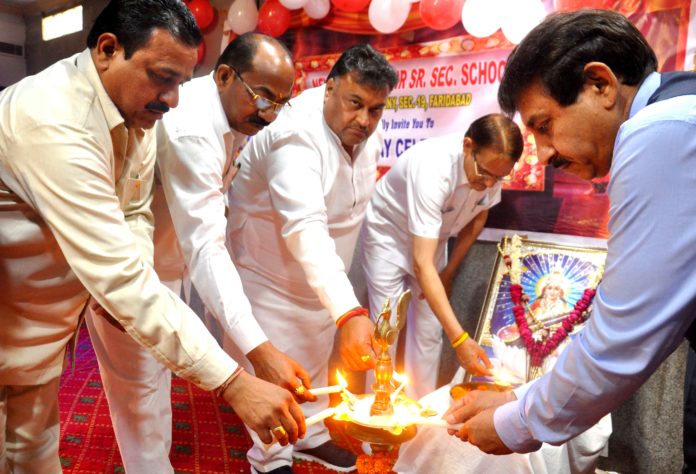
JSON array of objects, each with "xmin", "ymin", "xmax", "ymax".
[
  {"xmin": 444, "ymin": 11, "xmax": 696, "ymax": 471},
  {"xmin": 226, "ymin": 44, "xmax": 398, "ymax": 473},
  {"xmin": 0, "ymin": 2, "xmax": 304, "ymax": 473},
  {"xmin": 84, "ymin": 33, "xmax": 314, "ymax": 473}
]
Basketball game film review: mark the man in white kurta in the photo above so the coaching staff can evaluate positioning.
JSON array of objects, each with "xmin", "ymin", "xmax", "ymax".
[
  {"xmin": 361, "ymin": 119, "xmax": 521, "ymax": 399},
  {"xmin": 227, "ymin": 44, "xmax": 398, "ymax": 473},
  {"xmin": 0, "ymin": 7, "xmax": 304, "ymax": 473},
  {"xmin": 84, "ymin": 34, "xmax": 313, "ymax": 473}
]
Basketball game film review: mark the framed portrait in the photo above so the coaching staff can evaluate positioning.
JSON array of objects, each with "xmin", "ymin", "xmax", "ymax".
[{"xmin": 470, "ymin": 235, "xmax": 607, "ymax": 386}]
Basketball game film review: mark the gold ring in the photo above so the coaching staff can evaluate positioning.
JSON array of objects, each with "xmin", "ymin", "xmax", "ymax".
[
  {"xmin": 360, "ymin": 354, "xmax": 371, "ymax": 362},
  {"xmin": 294, "ymin": 385, "xmax": 306, "ymax": 396},
  {"xmin": 271, "ymin": 425, "xmax": 287, "ymax": 437}
]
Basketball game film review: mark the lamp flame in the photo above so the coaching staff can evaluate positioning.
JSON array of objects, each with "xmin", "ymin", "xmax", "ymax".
[{"xmin": 336, "ymin": 370, "xmax": 348, "ymax": 389}]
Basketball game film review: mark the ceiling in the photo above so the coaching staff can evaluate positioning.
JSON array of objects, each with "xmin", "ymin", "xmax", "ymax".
[{"xmin": 0, "ymin": 0, "xmax": 77, "ymax": 15}]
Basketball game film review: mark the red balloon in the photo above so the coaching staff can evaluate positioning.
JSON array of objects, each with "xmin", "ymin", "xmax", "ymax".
[
  {"xmin": 197, "ymin": 40, "xmax": 206, "ymax": 65},
  {"xmin": 553, "ymin": 0, "xmax": 611, "ymax": 10},
  {"xmin": 331, "ymin": 0, "xmax": 370, "ymax": 13},
  {"xmin": 257, "ymin": 0, "xmax": 291, "ymax": 37},
  {"xmin": 186, "ymin": 0, "xmax": 216, "ymax": 30},
  {"xmin": 419, "ymin": 0, "xmax": 464, "ymax": 31}
]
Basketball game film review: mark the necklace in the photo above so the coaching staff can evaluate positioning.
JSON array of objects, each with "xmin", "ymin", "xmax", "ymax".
[{"xmin": 499, "ymin": 236, "xmax": 603, "ymax": 378}]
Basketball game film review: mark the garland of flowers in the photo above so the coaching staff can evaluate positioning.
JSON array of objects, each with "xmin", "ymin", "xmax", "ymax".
[{"xmin": 499, "ymin": 235, "xmax": 602, "ymax": 369}]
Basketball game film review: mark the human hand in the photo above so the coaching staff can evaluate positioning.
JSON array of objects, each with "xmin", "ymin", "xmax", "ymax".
[
  {"xmin": 452, "ymin": 407, "xmax": 513, "ymax": 455},
  {"xmin": 338, "ymin": 315, "xmax": 377, "ymax": 371},
  {"xmin": 444, "ymin": 389, "xmax": 515, "ymax": 427},
  {"xmin": 247, "ymin": 342, "xmax": 317, "ymax": 403},
  {"xmin": 221, "ymin": 370, "xmax": 305, "ymax": 446},
  {"xmin": 455, "ymin": 338, "xmax": 492, "ymax": 376}
]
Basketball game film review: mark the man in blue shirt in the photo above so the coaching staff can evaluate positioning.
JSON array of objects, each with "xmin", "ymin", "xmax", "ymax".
[{"xmin": 444, "ymin": 9, "xmax": 696, "ymax": 472}]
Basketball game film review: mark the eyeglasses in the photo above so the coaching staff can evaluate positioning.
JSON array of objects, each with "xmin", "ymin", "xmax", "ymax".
[
  {"xmin": 472, "ymin": 151, "xmax": 506, "ymax": 182},
  {"xmin": 232, "ymin": 68, "xmax": 290, "ymax": 114}
]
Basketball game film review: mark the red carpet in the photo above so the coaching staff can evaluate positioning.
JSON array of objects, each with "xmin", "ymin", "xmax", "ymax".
[{"xmin": 57, "ymin": 328, "xmax": 352, "ymax": 473}]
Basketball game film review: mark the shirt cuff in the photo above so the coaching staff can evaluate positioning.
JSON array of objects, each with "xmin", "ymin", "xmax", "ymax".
[
  {"xmin": 493, "ymin": 400, "xmax": 543, "ymax": 453},
  {"xmin": 228, "ymin": 313, "xmax": 269, "ymax": 355},
  {"xmin": 177, "ymin": 343, "xmax": 239, "ymax": 392}
]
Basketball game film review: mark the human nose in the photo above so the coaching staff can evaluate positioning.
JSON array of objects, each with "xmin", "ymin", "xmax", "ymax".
[
  {"xmin": 355, "ymin": 107, "xmax": 370, "ymax": 127},
  {"xmin": 160, "ymin": 87, "xmax": 179, "ymax": 109},
  {"xmin": 258, "ymin": 106, "xmax": 280, "ymax": 120},
  {"xmin": 535, "ymin": 140, "xmax": 556, "ymax": 166}
]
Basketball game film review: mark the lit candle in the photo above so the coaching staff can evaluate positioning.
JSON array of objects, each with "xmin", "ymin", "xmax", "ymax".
[
  {"xmin": 305, "ymin": 407, "xmax": 336, "ymax": 427},
  {"xmin": 412, "ymin": 417, "xmax": 464, "ymax": 430},
  {"xmin": 308, "ymin": 385, "xmax": 343, "ymax": 396},
  {"xmin": 308, "ymin": 370, "xmax": 349, "ymax": 396}
]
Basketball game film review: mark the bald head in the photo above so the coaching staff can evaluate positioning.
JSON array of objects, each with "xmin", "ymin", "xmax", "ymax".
[{"xmin": 214, "ymin": 33, "xmax": 295, "ymax": 135}]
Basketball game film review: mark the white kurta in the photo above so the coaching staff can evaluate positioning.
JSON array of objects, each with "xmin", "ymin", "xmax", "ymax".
[
  {"xmin": 226, "ymin": 85, "xmax": 381, "ymax": 471},
  {"xmin": 361, "ymin": 134, "xmax": 500, "ymax": 398},
  {"xmin": 86, "ymin": 73, "xmax": 267, "ymax": 473},
  {"xmin": 0, "ymin": 50, "xmax": 236, "ymax": 472}
]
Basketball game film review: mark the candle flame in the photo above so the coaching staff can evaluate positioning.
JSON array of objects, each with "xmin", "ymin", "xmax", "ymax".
[
  {"xmin": 336, "ymin": 370, "xmax": 348, "ymax": 389},
  {"xmin": 392, "ymin": 372, "xmax": 408, "ymax": 384},
  {"xmin": 489, "ymin": 366, "xmax": 515, "ymax": 387}
]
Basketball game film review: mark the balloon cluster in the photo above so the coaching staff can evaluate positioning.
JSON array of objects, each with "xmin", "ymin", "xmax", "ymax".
[
  {"xmin": 185, "ymin": 0, "xmax": 216, "ymax": 64},
  {"xmin": 224, "ymin": 0, "xmax": 548, "ymax": 41}
]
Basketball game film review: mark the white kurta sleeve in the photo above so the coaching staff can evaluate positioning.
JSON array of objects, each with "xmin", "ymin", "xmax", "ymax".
[
  {"xmin": 265, "ymin": 133, "xmax": 360, "ymax": 322},
  {"xmin": 158, "ymin": 133, "xmax": 267, "ymax": 354}
]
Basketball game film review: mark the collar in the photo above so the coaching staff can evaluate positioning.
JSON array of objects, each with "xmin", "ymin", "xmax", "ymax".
[
  {"xmin": 628, "ymin": 72, "xmax": 661, "ymax": 120},
  {"xmin": 205, "ymin": 72, "xmax": 233, "ymax": 139},
  {"xmin": 76, "ymin": 48, "xmax": 126, "ymax": 133}
]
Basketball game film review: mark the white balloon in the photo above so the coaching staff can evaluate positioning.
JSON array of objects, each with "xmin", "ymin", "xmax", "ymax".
[
  {"xmin": 461, "ymin": 0, "xmax": 501, "ymax": 38},
  {"xmin": 500, "ymin": 0, "xmax": 547, "ymax": 44},
  {"xmin": 369, "ymin": 0, "xmax": 410, "ymax": 34},
  {"xmin": 304, "ymin": 0, "xmax": 330, "ymax": 19},
  {"xmin": 227, "ymin": 0, "xmax": 259, "ymax": 35},
  {"xmin": 280, "ymin": 0, "xmax": 309, "ymax": 10}
]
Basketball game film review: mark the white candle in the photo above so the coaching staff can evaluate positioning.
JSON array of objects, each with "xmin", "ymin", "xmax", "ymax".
[
  {"xmin": 411, "ymin": 417, "xmax": 464, "ymax": 430},
  {"xmin": 305, "ymin": 407, "xmax": 336, "ymax": 427},
  {"xmin": 308, "ymin": 384, "xmax": 343, "ymax": 396}
]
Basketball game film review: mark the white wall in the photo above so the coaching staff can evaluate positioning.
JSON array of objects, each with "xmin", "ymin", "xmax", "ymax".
[{"xmin": 0, "ymin": 11, "xmax": 27, "ymax": 88}]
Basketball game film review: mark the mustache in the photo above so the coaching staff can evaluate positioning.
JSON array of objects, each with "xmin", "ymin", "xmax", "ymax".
[
  {"xmin": 249, "ymin": 115, "xmax": 270, "ymax": 127},
  {"xmin": 146, "ymin": 101, "xmax": 170, "ymax": 114}
]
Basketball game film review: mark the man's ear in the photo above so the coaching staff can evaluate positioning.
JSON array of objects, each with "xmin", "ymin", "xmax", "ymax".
[
  {"xmin": 92, "ymin": 33, "xmax": 122, "ymax": 72},
  {"xmin": 583, "ymin": 62, "xmax": 619, "ymax": 108},
  {"xmin": 215, "ymin": 64, "xmax": 234, "ymax": 88},
  {"xmin": 324, "ymin": 77, "xmax": 335, "ymax": 97}
]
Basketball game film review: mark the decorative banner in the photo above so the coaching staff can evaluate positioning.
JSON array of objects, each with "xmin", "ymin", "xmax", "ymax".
[{"xmin": 220, "ymin": 0, "xmax": 694, "ymax": 238}]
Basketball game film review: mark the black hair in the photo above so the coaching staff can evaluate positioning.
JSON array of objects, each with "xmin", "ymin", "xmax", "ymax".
[
  {"xmin": 87, "ymin": 0, "xmax": 202, "ymax": 59},
  {"xmin": 215, "ymin": 33, "xmax": 293, "ymax": 74},
  {"xmin": 465, "ymin": 113, "xmax": 524, "ymax": 162},
  {"xmin": 498, "ymin": 9, "xmax": 657, "ymax": 114},
  {"xmin": 327, "ymin": 44, "xmax": 398, "ymax": 91}
]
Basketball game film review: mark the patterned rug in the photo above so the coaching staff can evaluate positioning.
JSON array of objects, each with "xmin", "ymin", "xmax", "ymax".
[{"xmin": 57, "ymin": 328, "xmax": 355, "ymax": 473}]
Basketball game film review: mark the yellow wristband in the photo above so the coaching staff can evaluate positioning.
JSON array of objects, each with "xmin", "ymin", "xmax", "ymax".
[{"xmin": 451, "ymin": 332, "xmax": 470, "ymax": 348}]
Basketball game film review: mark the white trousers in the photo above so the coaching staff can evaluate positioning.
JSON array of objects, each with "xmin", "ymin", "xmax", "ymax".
[
  {"xmin": 361, "ymin": 252, "xmax": 444, "ymax": 400},
  {"xmin": 224, "ymin": 267, "xmax": 336, "ymax": 473},
  {"xmin": 84, "ymin": 279, "xmax": 182, "ymax": 474},
  {"xmin": 0, "ymin": 378, "xmax": 62, "ymax": 474}
]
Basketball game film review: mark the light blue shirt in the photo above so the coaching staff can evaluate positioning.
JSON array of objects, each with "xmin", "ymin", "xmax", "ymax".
[{"xmin": 495, "ymin": 72, "xmax": 696, "ymax": 452}]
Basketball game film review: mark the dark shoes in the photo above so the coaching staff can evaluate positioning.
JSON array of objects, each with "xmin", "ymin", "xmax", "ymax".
[
  {"xmin": 251, "ymin": 465, "xmax": 294, "ymax": 473},
  {"xmin": 294, "ymin": 440, "xmax": 357, "ymax": 472}
]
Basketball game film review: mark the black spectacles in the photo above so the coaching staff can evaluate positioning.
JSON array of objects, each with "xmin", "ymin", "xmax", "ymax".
[
  {"xmin": 232, "ymin": 68, "xmax": 290, "ymax": 114},
  {"xmin": 472, "ymin": 151, "xmax": 506, "ymax": 182}
]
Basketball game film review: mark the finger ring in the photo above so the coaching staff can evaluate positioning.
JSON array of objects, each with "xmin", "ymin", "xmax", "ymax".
[
  {"xmin": 360, "ymin": 354, "xmax": 371, "ymax": 362},
  {"xmin": 294, "ymin": 385, "xmax": 306, "ymax": 396},
  {"xmin": 271, "ymin": 425, "xmax": 287, "ymax": 437}
]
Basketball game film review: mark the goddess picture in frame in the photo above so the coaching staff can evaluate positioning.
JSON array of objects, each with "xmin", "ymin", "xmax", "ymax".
[{"xmin": 472, "ymin": 235, "xmax": 607, "ymax": 385}]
